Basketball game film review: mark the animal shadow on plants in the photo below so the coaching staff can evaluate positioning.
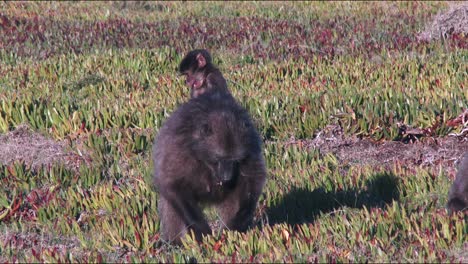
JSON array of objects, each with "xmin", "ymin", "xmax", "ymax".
[{"xmin": 265, "ymin": 172, "xmax": 400, "ymax": 226}]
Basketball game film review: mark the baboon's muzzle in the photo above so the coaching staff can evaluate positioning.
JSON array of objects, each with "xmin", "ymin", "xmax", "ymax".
[{"xmin": 216, "ymin": 160, "xmax": 235, "ymax": 183}]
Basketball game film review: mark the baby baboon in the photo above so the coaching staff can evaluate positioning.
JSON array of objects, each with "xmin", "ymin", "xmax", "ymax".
[
  {"xmin": 179, "ymin": 49, "xmax": 230, "ymax": 98},
  {"xmin": 447, "ymin": 152, "xmax": 468, "ymax": 213},
  {"xmin": 152, "ymin": 92, "xmax": 266, "ymax": 244}
]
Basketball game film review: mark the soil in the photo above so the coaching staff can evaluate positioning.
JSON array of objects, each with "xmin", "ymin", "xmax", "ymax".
[
  {"xmin": 286, "ymin": 124, "xmax": 468, "ymax": 178},
  {"xmin": 0, "ymin": 124, "xmax": 89, "ymax": 172}
]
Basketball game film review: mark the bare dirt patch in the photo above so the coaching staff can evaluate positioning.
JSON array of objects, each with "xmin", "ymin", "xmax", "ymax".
[
  {"xmin": 289, "ymin": 124, "xmax": 468, "ymax": 177},
  {"xmin": 0, "ymin": 124, "xmax": 88, "ymax": 172}
]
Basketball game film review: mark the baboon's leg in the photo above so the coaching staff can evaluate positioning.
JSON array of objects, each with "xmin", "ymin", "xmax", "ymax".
[
  {"xmin": 161, "ymin": 192, "xmax": 212, "ymax": 242},
  {"xmin": 217, "ymin": 157, "xmax": 266, "ymax": 231},
  {"xmin": 158, "ymin": 196, "xmax": 187, "ymax": 244}
]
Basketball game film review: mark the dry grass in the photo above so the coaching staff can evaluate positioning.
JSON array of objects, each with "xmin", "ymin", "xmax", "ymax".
[{"xmin": 418, "ymin": 3, "xmax": 468, "ymax": 41}]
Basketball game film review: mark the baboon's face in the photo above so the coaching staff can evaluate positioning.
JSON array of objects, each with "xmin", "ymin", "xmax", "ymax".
[
  {"xmin": 184, "ymin": 70, "xmax": 205, "ymax": 90},
  {"xmin": 191, "ymin": 111, "xmax": 251, "ymax": 183}
]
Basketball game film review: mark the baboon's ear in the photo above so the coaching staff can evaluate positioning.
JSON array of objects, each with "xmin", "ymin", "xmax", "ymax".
[{"xmin": 196, "ymin": 53, "xmax": 207, "ymax": 68}]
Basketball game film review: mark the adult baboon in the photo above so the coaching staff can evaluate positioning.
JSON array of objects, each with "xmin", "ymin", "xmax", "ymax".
[
  {"xmin": 179, "ymin": 49, "xmax": 230, "ymax": 98},
  {"xmin": 447, "ymin": 152, "xmax": 468, "ymax": 213},
  {"xmin": 153, "ymin": 91, "xmax": 266, "ymax": 244}
]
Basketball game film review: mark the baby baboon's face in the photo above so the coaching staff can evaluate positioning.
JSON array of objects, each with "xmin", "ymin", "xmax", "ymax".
[{"xmin": 191, "ymin": 110, "xmax": 251, "ymax": 183}]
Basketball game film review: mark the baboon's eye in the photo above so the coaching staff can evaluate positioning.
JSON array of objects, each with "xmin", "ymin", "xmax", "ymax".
[{"xmin": 200, "ymin": 123, "xmax": 212, "ymax": 137}]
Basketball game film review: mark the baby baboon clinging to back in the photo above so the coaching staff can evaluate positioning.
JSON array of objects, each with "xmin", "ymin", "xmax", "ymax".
[
  {"xmin": 152, "ymin": 91, "xmax": 266, "ymax": 244},
  {"xmin": 179, "ymin": 49, "xmax": 230, "ymax": 98},
  {"xmin": 447, "ymin": 152, "xmax": 468, "ymax": 213}
]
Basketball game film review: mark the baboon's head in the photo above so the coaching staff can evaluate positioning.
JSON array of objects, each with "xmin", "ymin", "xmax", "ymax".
[{"xmin": 191, "ymin": 108, "xmax": 253, "ymax": 184}]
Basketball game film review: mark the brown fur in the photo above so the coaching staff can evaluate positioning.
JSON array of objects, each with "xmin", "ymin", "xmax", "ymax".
[
  {"xmin": 152, "ymin": 91, "xmax": 266, "ymax": 244},
  {"xmin": 447, "ymin": 152, "xmax": 468, "ymax": 213}
]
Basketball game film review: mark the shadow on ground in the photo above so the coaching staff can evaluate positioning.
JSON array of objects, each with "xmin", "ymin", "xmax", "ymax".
[{"xmin": 265, "ymin": 172, "xmax": 400, "ymax": 226}]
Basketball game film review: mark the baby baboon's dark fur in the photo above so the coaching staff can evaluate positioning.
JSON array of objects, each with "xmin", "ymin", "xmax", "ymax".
[
  {"xmin": 152, "ymin": 91, "xmax": 266, "ymax": 244},
  {"xmin": 447, "ymin": 152, "xmax": 468, "ymax": 213}
]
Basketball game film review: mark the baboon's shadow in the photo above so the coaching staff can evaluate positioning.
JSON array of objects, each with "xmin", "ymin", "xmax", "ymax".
[{"xmin": 266, "ymin": 172, "xmax": 400, "ymax": 226}]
